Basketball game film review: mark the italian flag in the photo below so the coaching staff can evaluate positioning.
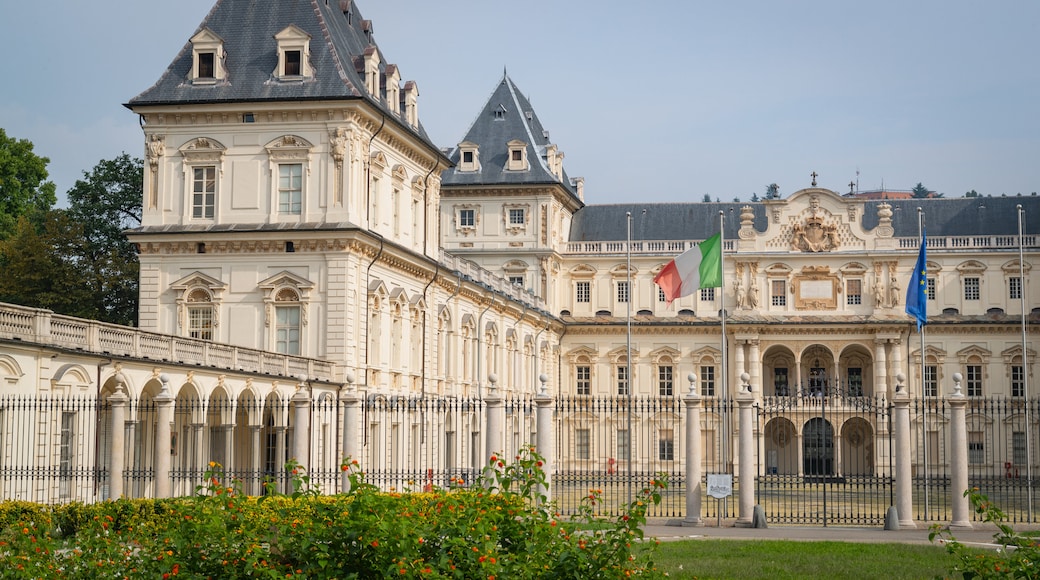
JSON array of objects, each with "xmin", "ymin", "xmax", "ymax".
[{"xmin": 653, "ymin": 233, "xmax": 723, "ymax": 305}]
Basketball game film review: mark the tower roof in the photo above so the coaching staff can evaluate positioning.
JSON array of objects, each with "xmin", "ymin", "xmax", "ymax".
[
  {"xmin": 126, "ymin": 0, "xmax": 435, "ymax": 146},
  {"xmin": 441, "ymin": 73, "xmax": 580, "ymax": 199}
]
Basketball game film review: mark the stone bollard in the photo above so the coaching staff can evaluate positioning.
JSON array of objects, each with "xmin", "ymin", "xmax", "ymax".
[
  {"xmin": 892, "ymin": 373, "xmax": 916, "ymax": 529},
  {"xmin": 948, "ymin": 373, "xmax": 973, "ymax": 530},
  {"xmin": 683, "ymin": 373, "xmax": 703, "ymax": 526}
]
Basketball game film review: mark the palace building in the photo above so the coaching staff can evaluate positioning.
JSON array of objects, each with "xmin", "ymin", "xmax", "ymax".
[{"xmin": 0, "ymin": 0, "xmax": 1036, "ymax": 515}]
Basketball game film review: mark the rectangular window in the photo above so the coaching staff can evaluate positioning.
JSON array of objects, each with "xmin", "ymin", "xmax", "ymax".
[
  {"xmin": 774, "ymin": 367, "xmax": 789, "ymax": 396},
  {"xmin": 846, "ymin": 279, "xmax": 862, "ymax": 305},
  {"xmin": 658, "ymin": 365, "xmax": 673, "ymax": 396},
  {"xmin": 927, "ymin": 278, "xmax": 936, "ymax": 301},
  {"xmin": 617, "ymin": 365, "xmax": 629, "ymax": 396},
  {"xmin": 508, "ymin": 275, "xmax": 524, "ymax": 287},
  {"xmin": 198, "ymin": 52, "xmax": 215, "ymax": 78},
  {"xmin": 278, "ymin": 163, "xmax": 303, "ymax": 214},
  {"xmin": 508, "ymin": 208, "xmax": 525, "ymax": 225},
  {"xmin": 284, "ymin": 50, "xmax": 301, "ymax": 76},
  {"xmin": 1013, "ymin": 431, "xmax": 1027, "ymax": 466},
  {"xmin": 511, "ymin": 149, "xmax": 522, "ymax": 161},
  {"xmin": 576, "ymin": 281, "xmax": 590, "ymax": 303},
  {"xmin": 192, "ymin": 166, "xmax": 216, "ymax": 219},
  {"xmin": 700, "ymin": 365, "xmax": 715, "ymax": 397},
  {"xmin": 188, "ymin": 307, "xmax": 213, "ymax": 340},
  {"xmin": 700, "ymin": 287, "xmax": 715, "ymax": 301},
  {"xmin": 966, "ymin": 365, "xmax": 983, "ymax": 397},
  {"xmin": 968, "ymin": 431, "xmax": 985, "ymax": 465},
  {"xmin": 575, "ymin": 429, "xmax": 590, "ymax": 460},
  {"xmin": 1012, "ymin": 365, "xmax": 1025, "ymax": 397},
  {"xmin": 576, "ymin": 365, "xmax": 591, "ymax": 395},
  {"xmin": 59, "ymin": 412, "xmax": 74, "ymax": 498},
  {"xmin": 616, "ymin": 429, "xmax": 630, "ymax": 461},
  {"xmin": 847, "ymin": 367, "xmax": 863, "ymax": 396},
  {"xmin": 275, "ymin": 306, "xmax": 301, "ymax": 355},
  {"xmin": 658, "ymin": 287, "xmax": 666, "ymax": 302},
  {"xmin": 459, "ymin": 208, "xmax": 475, "ymax": 227},
  {"xmin": 964, "ymin": 277, "xmax": 980, "ymax": 301},
  {"xmin": 617, "ymin": 281, "xmax": 630, "ymax": 303},
  {"xmin": 658, "ymin": 429, "xmax": 675, "ymax": 461},
  {"xmin": 924, "ymin": 365, "xmax": 938, "ymax": 397},
  {"xmin": 462, "ymin": 151, "xmax": 473, "ymax": 163},
  {"xmin": 1010, "ymin": 277, "xmax": 1022, "ymax": 300},
  {"xmin": 771, "ymin": 280, "xmax": 786, "ymax": 306}
]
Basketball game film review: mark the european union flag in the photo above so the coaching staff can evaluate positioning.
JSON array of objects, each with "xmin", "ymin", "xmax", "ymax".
[{"xmin": 905, "ymin": 229, "xmax": 927, "ymax": 330}]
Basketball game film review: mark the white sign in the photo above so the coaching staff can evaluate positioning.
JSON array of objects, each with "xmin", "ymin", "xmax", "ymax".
[{"xmin": 707, "ymin": 473, "xmax": 733, "ymax": 499}]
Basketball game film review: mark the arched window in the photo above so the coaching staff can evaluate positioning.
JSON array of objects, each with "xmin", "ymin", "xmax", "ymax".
[
  {"xmin": 274, "ymin": 288, "xmax": 301, "ymax": 355},
  {"xmin": 186, "ymin": 289, "xmax": 215, "ymax": 340}
]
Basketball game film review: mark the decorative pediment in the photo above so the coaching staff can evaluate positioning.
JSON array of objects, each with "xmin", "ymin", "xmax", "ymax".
[
  {"xmin": 607, "ymin": 346, "xmax": 638, "ymax": 362},
  {"xmin": 839, "ymin": 262, "xmax": 868, "ymax": 275},
  {"xmin": 460, "ymin": 313, "xmax": 476, "ymax": 330},
  {"xmin": 691, "ymin": 347, "xmax": 721, "ymax": 362},
  {"xmin": 503, "ymin": 260, "xmax": 529, "ymax": 272},
  {"xmin": 369, "ymin": 151, "xmax": 388, "ymax": 170},
  {"xmin": 649, "ymin": 346, "xmax": 681, "ymax": 363},
  {"xmin": 566, "ymin": 345, "xmax": 597, "ymax": 363},
  {"xmin": 1002, "ymin": 259, "xmax": 1032, "ymax": 274},
  {"xmin": 179, "ymin": 137, "xmax": 226, "ymax": 164},
  {"xmin": 926, "ymin": 260, "xmax": 942, "ymax": 273},
  {"xmin": 911, "ymin": 345, "xmax": 948, "ymax": 363},
  {"xmin": 765, "ymin": 263, "xmax": 792, "ymax": 276},
  {"xmin": 367, "ymin": 278, "xmax": 389, "ymax": 298},
  {"xmin": 265, "ymin": 135, "xmax": 313, "ymax": 162},
  {"xmin": 411, "ymin": 175, "xmax": 426, "ymax": 193},
  {"xmin": 957, "ymin": 345, "xmax": 992, "ymax": 364},
  {"xmin": 1001, "ymin": 345, "xmax": 1036, "ymax": 364},
  {"xmin": 0, "ymin": 354, "xmax": 24, "ymax": 385},
  {"xmin": 391, "ymin": 164, "xmax": 408, "ymax": 184},
  {"xmin": 570, "ymin": 264, "xmax": 597, "ymax": 277},
  {"xmin": 409, "ymin": 294, "xmax": 427, "ymax": 314},
  {"xmin": 956, "ymin": 260, "xmax": 987, "ymax": 274},
  {"xmin": 609, "ymin": 264, "xmax": 637, "ymax": 278},
  {"xmin": 259, "ymin": 270, "xmax": 314, "ymax": 293},
  {"xmin": 171, "ymin": 271, "xmax": 227, "ymax": 294}
]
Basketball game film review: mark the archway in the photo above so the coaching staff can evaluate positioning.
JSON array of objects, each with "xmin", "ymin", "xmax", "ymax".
[
  {"xmin": 803, "ymin": 417, "xmax": 834, "ymax": 475},
  {"xmin": 840, "ymin": 418, "xmax": 874, "ymax": 476},
  {"xmin": 763, "ymin": 417, "xmax": 798, "ymax": 475}
]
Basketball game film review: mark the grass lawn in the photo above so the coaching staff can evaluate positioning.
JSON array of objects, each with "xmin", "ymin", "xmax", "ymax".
[{"xmin": 651, "ymin": 539, "xmax": 958, "ymax": 579}]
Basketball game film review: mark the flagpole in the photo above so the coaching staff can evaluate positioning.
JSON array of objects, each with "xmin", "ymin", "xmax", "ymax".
[
  {"xmin": 1018, "ymin": 204, "xmax": 1033, "ymax": 518},
  {"xmin": 626, "ymin": 211, "xmax": 633, "ymax": 507},
  {"xmin": 718, "ymin": 210, "xmax": 729, "ymax": 475},
  {"xmin": 917, "ymin": 207, "xmax": 929, "ymax": 518}
]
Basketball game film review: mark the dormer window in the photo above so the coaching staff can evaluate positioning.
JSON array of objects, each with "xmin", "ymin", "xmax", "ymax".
[
  {"xmin": 274, "ymin": 25, "xmax": 312, "ymax": 79},
  {"xmin": 457, "ymin": 141, "xmax": 480, "ymax": 172},
  {"xmin": 284, "ymin": 50, "xmax": 301, "ymax": 76},
  {"xmin": 494, "ymin": 105, "xmax": 506, "ymax": 120},
  {"xmin": 190, "ymin": 28, "xmax": 226, "ymax": 84},
  {"xmin": 506, "ymin": 140, "xmax": 528, "ymax": 171},
  {"xmin": 384, "ymin": 65, "xmax": 400, "ymax": 114},
  {"xmin": 198, "ymin": 53, "xmax": 215, "ymax": 78}
]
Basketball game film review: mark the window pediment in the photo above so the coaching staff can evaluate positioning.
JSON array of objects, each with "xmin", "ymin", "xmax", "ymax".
[
  {"xmin": 570, "ymin": 264, "xmax": 597, "ymax": 278},
  {"xmin": 369, "ymin": 150, "xmax": 388, "ymax": 170},
  {"xmin": 171, "ymin": 271, "xmax": 227, "ymax": 295},
  {"xmin": 391, "ymin": 164, "xmax": 408, "ymax": 184},
  {"xmin": 765, "ymin": 263, "xmax": 792, "ymax": 276},
  {"xmin": 457, "ymin": 141, "xmax": 480, "ymax": 172},
  {"xmin": 259, "ymin": 270, "xmax": 314, "ymax": 296},
  {"xmin": 957, "ymin": 345, "xmax": 992, "ymax": 364},
  {"xmin": 190, "ymin": 28, "xmax": 226, "ymax": 84},
  {"xmin": 265, "ymin": 135, "xmax": 313, "ymax": 162},
  {"xmin": 956, "ymin": 260, "xmax": 987, "ymax": 274},
  {"xmin": 1002, "ymin": 259, "xmax": 1031, "ymax": 274},
  {"xmin": 274, "ymin": 25, "xmax": 313, "ymax": 79},
  {"xmin": 179, "ymin": 137, "xmax": 227, "ymax": 165},
  {"xmin": 609, "ymin": 264, "xmax": 637, "ymax": 278}
]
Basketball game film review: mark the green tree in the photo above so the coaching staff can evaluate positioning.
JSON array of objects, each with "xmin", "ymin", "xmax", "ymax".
[
  {"xmin": 0, "ymin": 214, "xmax": 92, "ymax": 313},
  {"xmin": 701, "ymin": 194, "xmax": 712, "ymax": 202},
  {"xmin": 964, "ymin": 189, "xmax": 979, "ymax": 198},
  {"xmin": 63, "ymin": 154, "xmax": 143, "ymax": 325},
  {"xmin": 911, "ymin": 182, "xmax": 931, "ymax": 198},
  {"xmin": 0, "ymin": 129, "xmax": 57, "ymax": 237},
  {"xmin": 764, "ymin": 183, "xmax": 780, "ymax": 199}
]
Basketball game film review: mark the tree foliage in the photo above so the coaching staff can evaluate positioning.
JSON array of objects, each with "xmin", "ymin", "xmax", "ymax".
[
  {"xmin": 964, "ymin": 189, "xmax": 980, "ymax": 198},
  {"xmin": 911, "ymin": 182, "xmax": 943, "ymax": 198},
  {"xmin": 0, "ymin": 129, "xmax": 57, "ymax": 237},
  {"xmin": 0, "ymin": 154, "xmax": 142, "ymax": 326},
  {"xmin": 764, "ymin": 183, "xmax": 780, "ymax": 199}
]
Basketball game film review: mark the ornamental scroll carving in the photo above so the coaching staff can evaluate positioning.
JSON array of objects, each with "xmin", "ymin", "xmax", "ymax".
[{"xmin": 790, "ymin": 195, "xmax": 840, "ymax": 252}]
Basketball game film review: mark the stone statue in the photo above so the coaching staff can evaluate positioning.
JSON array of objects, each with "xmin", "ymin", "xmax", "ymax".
[
  {"xmin": 889, "ymin": 278, "xmax": 900, "ymax": 307},
  {"xmin": 873, "ymin": 279, "xmax": 884, "ymax": 308},
  {"xmin": 734, "ymin": 278, "xmax": 746, "ymax": 309},
  {"xmin": 747, "ymin": 280, "xmax": 760, "ymax": 309}
]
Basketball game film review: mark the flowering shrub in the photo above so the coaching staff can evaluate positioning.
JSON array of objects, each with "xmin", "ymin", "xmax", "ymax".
[
  {"xmin": 0, "ymin": 449, "xmax": 665, "ymax": 578},
  {"xmin": 930, "ymin": 488, "xmax": 1040, "ymax": 579}
]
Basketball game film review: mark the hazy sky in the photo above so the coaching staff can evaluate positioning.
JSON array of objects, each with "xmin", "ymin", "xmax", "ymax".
[{"xmin": 2, "ymin": 0, "xmax": 1038, "ymax": 205}]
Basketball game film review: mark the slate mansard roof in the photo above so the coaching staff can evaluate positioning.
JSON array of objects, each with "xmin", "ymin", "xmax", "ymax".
[
  {"xmin": 569, "ymin": 196, "xmax": 1040, "ymax": 242},
  {"xmin": 441, "ymin": 74, "xmax": 581, "ymax": 200},
  {"xmin": 127, "ymin": 0, "xmax": 436, "ymax": 147}
]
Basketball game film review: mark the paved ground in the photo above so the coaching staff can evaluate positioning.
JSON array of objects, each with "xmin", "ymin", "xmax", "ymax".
[{"xmin": 642, "ymin": 518, "xmax": 1014, "ymax": 548}]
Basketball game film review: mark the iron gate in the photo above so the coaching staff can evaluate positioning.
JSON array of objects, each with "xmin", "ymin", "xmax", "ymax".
[{"xmin": 754, "ymin": 391, "xmax": 893, "ymax": 525}]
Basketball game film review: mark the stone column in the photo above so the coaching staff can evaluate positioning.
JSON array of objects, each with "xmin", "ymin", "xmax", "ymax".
[
  {"xmin": 892, "ymin": 373, "xmax": 916, "ymax": 529},
  {"xmin": 249, "ymin": 425, "xmax": 263, "ymax": 495},
  {"xmin": 485, "ymin": 375, "xmax": 504, "ymax": 458},
  {"xmin": 154, "ymin": 375, "xmax": 175, "ymax": 498},
  {"xmin": 795, "ymin": 360, "xmax": 803, "ymax": 397},
  {"xmin": 534, "ymin": 374, "xmax": 554, "ymax": 503},
  {"xmin": 734, "ymin": 342, "xmax": 746, "ymax": 396},
  {"xmin": 748, "ymin": 340, "xmax": 761, "ymax": 400},
  {"xmin": 948, "ymin": 373, "xmax": 973, "ymax": 530},
  {"xmin": 292, "ymin": 383, "xmax": 311, "ymax": 468},
  {"xmin": 341, "ymin": 375, "xmax": 360, "ymax": 493},
  {"xmin": 275, "ymin": 426, "xmax": 287, "ymax": 493},
  {"xmin": 891, "ymin": 339, "xmax": 904, "ymax": 383},
  {"xmin": 683, "ymin": 373, "xmax": 703, "ymax": 526},
  {"xmin": 874, "ymin": 340, "xmax": 888, "ymax": 397},
  {"xmin": 108, "ymin": 374, "xmax": 129, "ymax": 500},
  {"xmin": 735, "ymin": 373, "xmax": 756, "ymax": 527}
]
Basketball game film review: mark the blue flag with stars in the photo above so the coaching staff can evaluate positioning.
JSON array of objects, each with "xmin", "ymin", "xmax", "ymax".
[{"xmin": 905, "ymin": 229, "xmax": 927, "ymax": 330}]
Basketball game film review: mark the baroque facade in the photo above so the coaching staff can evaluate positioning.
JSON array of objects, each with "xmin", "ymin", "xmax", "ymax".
[{"xmin": 0, "ymin": 0, "xmax": 1036, "ymax": 507}]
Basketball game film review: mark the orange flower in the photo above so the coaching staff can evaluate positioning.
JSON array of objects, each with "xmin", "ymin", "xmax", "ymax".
[{"xmin": 370, "ymin": 540, "xmax": 379, "ymax": 547}]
